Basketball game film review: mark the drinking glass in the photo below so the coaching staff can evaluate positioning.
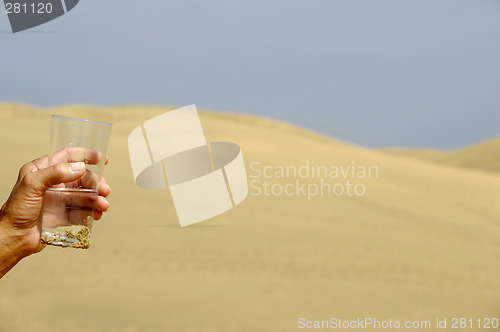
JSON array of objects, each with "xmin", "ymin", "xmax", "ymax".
[{"xmin": 40, "ymin": 115, "xmax": 112, "ymax": 249}]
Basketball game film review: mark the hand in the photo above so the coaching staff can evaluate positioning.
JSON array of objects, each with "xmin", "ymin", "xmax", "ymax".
[{"xmin": 0, "ymin": 155, "xmax": 111, "ymax": 278}]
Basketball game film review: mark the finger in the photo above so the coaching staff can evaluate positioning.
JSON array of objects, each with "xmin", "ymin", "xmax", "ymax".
[
  {"xmin": 19, "ymin": 162, "xmax": 87, "ymax": 197},
  {"xmin": 51, "ymin": 147, "xmax": 103, "ymax": 166},
  {"xmin": 97, "ymin": 177, "xmax": 111, "ymax": 197},
  {"xmin": 30, "ymin": 155, "xmax": 49, "ymax": 171},
  {"xmin": 96, "ymin": 195, "xmax": 109, "ymax": 213},
  {"xmin": 105, "ymin": 156, "xmax": 109, "ymax": 165},
  {"xmin": 94, "ymin": 210, "xmax": 103, "ymax": 221},
  {"xmin": 17, "ymin": 155, "xmax": 49, "ymax": 180},
  {"xmin": 79, "ymin": 170, "xmax": 99, "ymax": 190}
]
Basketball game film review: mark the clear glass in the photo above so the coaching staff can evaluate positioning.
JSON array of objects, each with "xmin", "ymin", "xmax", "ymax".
[{"xmin": 40, "ymin": 115, "xmax": 112, "ymax": 249}]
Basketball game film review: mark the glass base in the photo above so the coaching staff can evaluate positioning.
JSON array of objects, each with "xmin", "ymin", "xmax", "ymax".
[{"xmin": 41, "ymin": 224, "xmax": 92, "ymax": 249}]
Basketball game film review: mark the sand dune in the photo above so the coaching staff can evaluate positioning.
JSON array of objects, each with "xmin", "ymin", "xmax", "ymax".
[
  {"xmin": 381, "ymin": 137, "xmax": 500, "ymax": 174},
  {"xmin": 437, "ymin": 138, "xmax": 500, "ymax": 173},
  {"xmin": 0, "ymin": 104, "xmax": 499, "ymax": 332},
  {"xmin": 380, "ymin": 148, "xmax": 448, "ymax": 163}
]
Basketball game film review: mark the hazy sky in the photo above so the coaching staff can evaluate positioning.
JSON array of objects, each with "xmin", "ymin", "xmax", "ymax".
[{"xmin": 1, "ymin": 0, "xmax": 499, "ymax": 149}]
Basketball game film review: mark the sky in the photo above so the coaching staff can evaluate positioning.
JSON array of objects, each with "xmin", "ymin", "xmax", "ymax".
[{"xmin": 0, "ymin": 0, "xmax": 499, "ymax": 149}]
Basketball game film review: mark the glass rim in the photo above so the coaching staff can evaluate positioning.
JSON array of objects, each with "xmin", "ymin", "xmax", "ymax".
[{"xmin": 51, "ymin": 115, "xmax": 112, "ymax": 126}]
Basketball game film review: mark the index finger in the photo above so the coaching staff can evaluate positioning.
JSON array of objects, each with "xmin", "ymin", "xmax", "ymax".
[
  {"xmin": 50, "ymin": 147, "xmax": 103, "ymax": 166},
  {"xmin": 17, "ymin": 155, "xmax": 49, "ymax": 181}
]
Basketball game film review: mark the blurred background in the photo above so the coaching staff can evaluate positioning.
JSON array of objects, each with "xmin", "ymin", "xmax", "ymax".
[
  {"xmin": 1, "ymin": 1, "xmax": 500, "ymax": 332},
  {"xmin": 1, "ymin": 0, "xmax": 499, "ymax": 148}
]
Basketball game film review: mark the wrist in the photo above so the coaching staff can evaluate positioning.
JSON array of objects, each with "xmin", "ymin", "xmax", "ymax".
[{"xmin": 0, "ymin": 218, "xmax": 31, "ymax": 278}]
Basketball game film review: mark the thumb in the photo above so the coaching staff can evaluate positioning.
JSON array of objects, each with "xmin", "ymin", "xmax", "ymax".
[{"xmin": 19, "ymin": 162, "xmax": 87, "ymax": 196}]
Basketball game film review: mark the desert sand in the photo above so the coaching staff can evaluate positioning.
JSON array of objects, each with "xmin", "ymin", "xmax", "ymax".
[
  {"xmin": 381, "ymin": 138, "xmax": 500, "ymax": 174},
  {"xmin": 0, "ymin": 104, "xmax": 499, "ymax": 331}
]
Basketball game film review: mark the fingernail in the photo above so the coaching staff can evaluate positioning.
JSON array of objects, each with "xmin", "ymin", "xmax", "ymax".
[
  {"xmin": 70, "ymin": 162, "xmax": 85, "ymax": 171},
  {"xmin": 107, "ymin": 184, "xmax": 111, "ymax": 192}
]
